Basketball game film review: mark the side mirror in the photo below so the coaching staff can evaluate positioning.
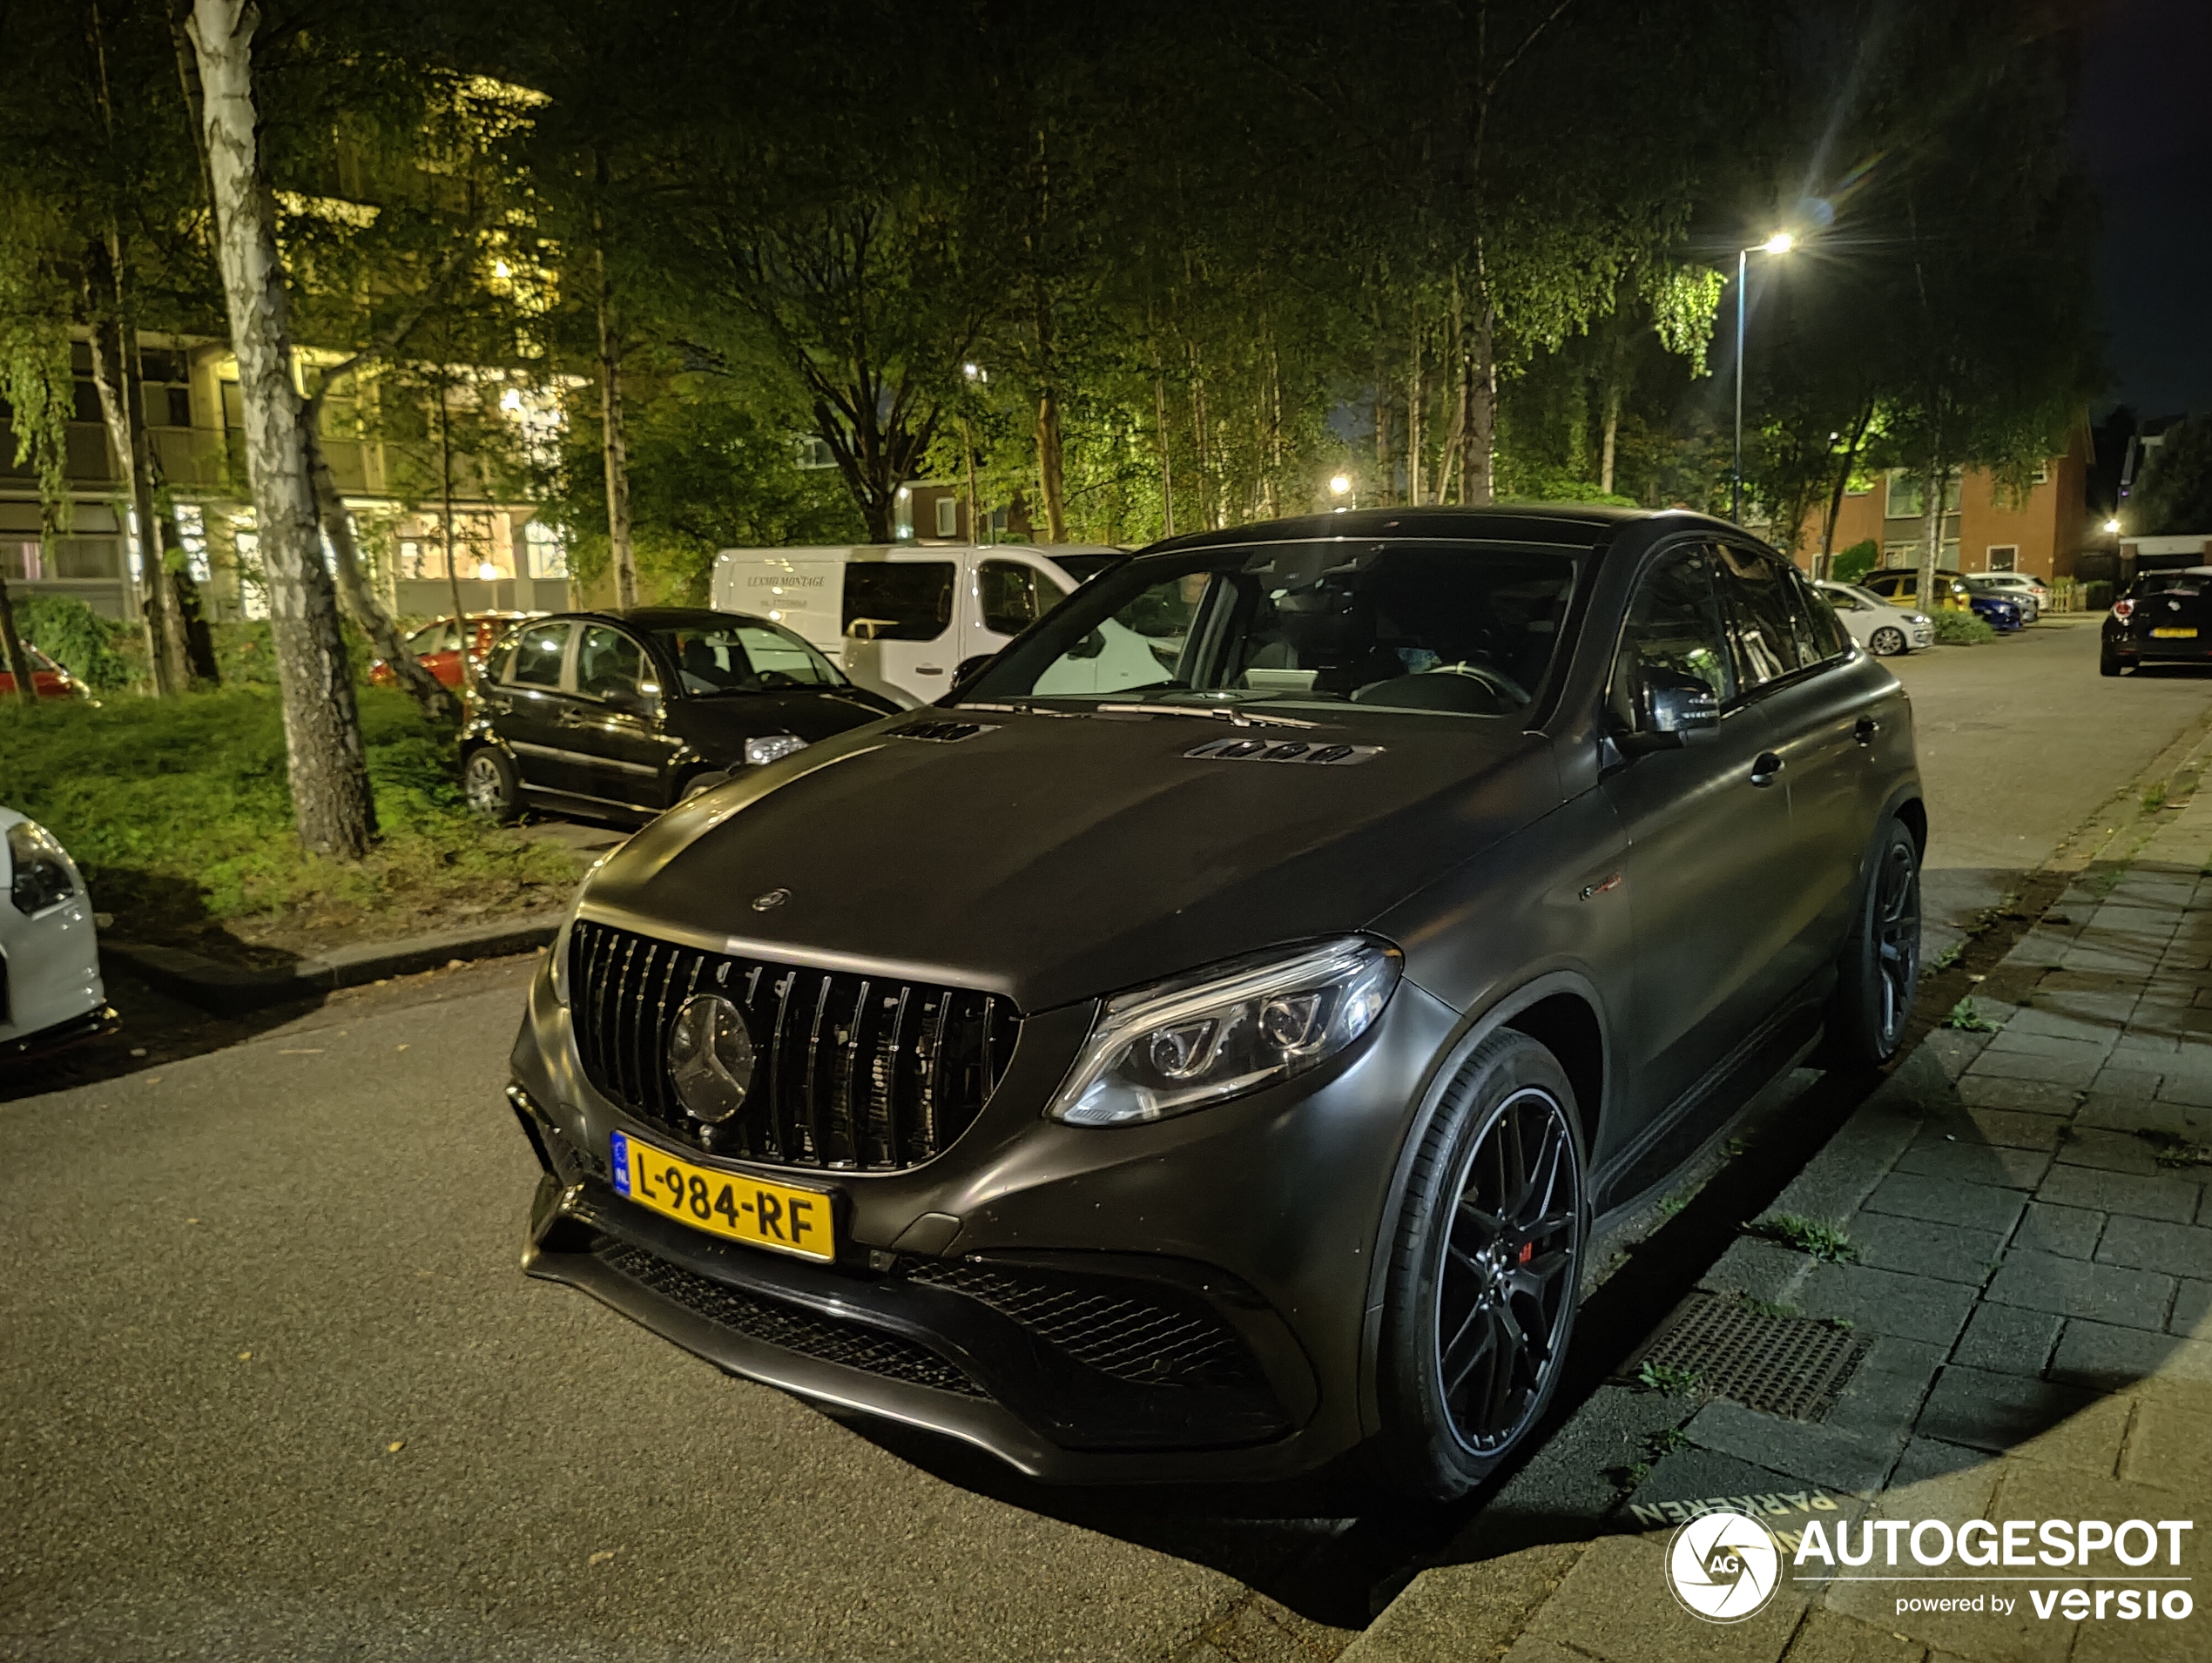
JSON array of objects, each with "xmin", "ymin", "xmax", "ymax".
[
  {"xmin": 1065, "ymin": 628, "xmax": 1107, "ymax": 661},
  {"xmin": 1632, "ymin": 671, "xmax": 1720, "ymax": 750}
]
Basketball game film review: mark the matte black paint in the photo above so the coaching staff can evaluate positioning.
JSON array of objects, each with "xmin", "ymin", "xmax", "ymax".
[{"xmin": 509, "ymin": 508, "xmax": 1921, "ymax": 1481}]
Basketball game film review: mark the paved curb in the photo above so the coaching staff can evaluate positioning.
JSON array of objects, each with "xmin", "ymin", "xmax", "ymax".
[
  {"xmin": 100, "ymin": 910, "xmax": 563, "ymax": 1017},
  {"xmin": 1345, "ymin": 720, "xmax": 2212, "ymax": 1662}
]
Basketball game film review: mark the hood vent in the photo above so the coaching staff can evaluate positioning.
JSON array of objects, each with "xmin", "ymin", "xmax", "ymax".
[
  {"xmin": 887, "ymin": 719, "xmax": 1000, "ymax": 744},
  {"xmin": 1184, "ymin": 737, "xmax": 1383, "ymax": 767}
]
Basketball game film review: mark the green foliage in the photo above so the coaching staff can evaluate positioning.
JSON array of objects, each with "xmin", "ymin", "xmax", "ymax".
[
  {"xmin": 1945, "ymin": 998, "xmax": 2001, "ymax": 1033},
  {"xmin": 1932, "ymin": 609, "xmax": 1997, "ymax": 646},
  {"xmin": 0, "ymin": 688, "xmax": 576, "ymax": 946},
  {"xmin": 1928, "ymin": 941, "xmax": 1965, "ymax": 972},
  {"xmin": 2128, "ymin": 419, "xmax": 2212, "ymax": 536},
  {"xmin": 2136, "ymin": 1129, "xmax": 2212, "ymax": 1169},
  {"xmin": 14, "ymin": 593, "xmax": 140, "ymax": 691},
  {"xmin": 1744, "ymin": 1214, "xmax": 1858, "ymax": 1262},
  {"xmin": 1831, "ymin": 540, "xmax": 1880, "ymax": 584},
  {"xmin": 1636, "ymin": 1361, "xmax": 1703, "ymax": 1395}
]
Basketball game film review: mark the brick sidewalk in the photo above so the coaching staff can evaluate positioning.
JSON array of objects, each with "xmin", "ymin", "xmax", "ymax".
[{"xmin": 1349, "ymin": 778, "xmax": 2212, "ymax": 1661}]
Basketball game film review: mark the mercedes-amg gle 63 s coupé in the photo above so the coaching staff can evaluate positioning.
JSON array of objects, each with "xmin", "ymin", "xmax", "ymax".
[{"xmin": 507, "ymin": 505, "xmax": 1923, "ymax": 1497}]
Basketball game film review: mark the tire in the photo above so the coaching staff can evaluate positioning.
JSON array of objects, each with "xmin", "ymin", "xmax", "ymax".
[
  {"xmin": 462, "ymin": 745, "xmax": 523, "ymax": 825},
  {"xmin": 1373, "ymin": 1031, "xmax": 1587, "ymax": 1498},
  {"xmin": 1826, "ymin": 818, "xmax": 1921, "ymax": 1069},
  {"xmin": 2100, "ymin": 643, "xmax": 2125, "ymax": 677},
  {"xmin": 1869, "ymin": 626, "xmax": 1906, "ymax": 657},
  {"xmin": 679, "ymin": 770, "xmax": 732, "ymax": 801}
]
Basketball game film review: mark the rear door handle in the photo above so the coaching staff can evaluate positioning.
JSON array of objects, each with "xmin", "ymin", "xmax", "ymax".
[
  {"xmin": 1854, "ymin": 716, "xmax": 1879, "ymax": 745},
  {"xmin": 915, "ymin": 665, "xmax": 945, "ymax": 676},
  {"xmin": 1750, "ymin": 751, "xmax": 1784, "ymax": 787}
]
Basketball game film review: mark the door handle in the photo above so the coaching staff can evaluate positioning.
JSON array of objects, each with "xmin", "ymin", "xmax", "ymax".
[
  {"xmin": 1750, "ymin": 751, "xmax": 1784, "ymax": 787},
  {"xmin": 915, "ymin": 665, "xmax": 945, "ymax": 675},
  {"xmin": 1854, "ymin": 716, "xmax": 1879, "ymax": 745}
]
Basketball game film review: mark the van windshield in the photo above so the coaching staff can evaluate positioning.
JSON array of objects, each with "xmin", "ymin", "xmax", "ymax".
[{"xmin": 957, "ymin": 540, "xmax": 1582, "ymax": 720}]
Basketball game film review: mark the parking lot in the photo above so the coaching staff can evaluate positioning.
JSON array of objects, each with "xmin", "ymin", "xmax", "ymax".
[{"xmin": 4, "ymin": 618, "xmax": 2210, "ymax": 1663}]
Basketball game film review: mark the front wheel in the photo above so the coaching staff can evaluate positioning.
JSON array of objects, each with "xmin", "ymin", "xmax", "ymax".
[
  {"xmin": 1826, "ymin": 818, "xmax": 1921, "ymax": 1068},
  {"xmin": 1373, "ymin": 1032, "xmax": 1585, "ymax": 1498},
  {"xmin": 1869, "ymin": 625, "xmax": 1906, "ymax": 657},
  {"xmin": 462, "ymin": 746, "xmax": 523, "ymax": 825}
]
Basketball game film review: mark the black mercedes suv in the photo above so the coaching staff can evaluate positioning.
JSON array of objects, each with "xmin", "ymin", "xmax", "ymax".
[{"xmin": 505, "ymin": 507, "xmax": 1923, "ymax": 1496}]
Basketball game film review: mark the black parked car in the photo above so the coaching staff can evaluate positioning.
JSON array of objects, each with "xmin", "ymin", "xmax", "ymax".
[
  {"xmin": 506, "ymin": 508, "xmax": 1923, "ymax": 1496},
  {"xmin": 2101, "ymin": 567, "xmax": 2212, "ymax": 676},
  {"xmin": 459, "ymin": 608, "xmax": 902, "ymax": 824}
]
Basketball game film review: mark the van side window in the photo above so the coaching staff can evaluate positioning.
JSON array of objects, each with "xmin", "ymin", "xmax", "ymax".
[
  {"xmin": 844, "ymin": 562, "xmax": 954, "ymax": 641},
  {"xmin": 980, "ymin": 560, "xmax": 1069, "ymax": 636}
]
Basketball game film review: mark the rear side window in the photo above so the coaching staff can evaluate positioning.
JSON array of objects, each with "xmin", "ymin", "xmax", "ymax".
[
  {"xmin": 508, "ymin": 621, "xmax": 571, "ymax": 689},
  {"xmin": 576, "ymin": 625, "xmax": 645, "ymax": 699},
  {"xmin": 979, "ymin": 560, "xmax": 1068, "ymax": 636},
  {"xmin": 845, "ymin": 562, "xmax": 954, "ymax": 641}
]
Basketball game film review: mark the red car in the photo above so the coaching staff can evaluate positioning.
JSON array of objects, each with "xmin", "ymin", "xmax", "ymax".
[
  {"xmin": 369, "ymin": 614, "xmax": 530, "ymax": 690},
  {"xmin": 0, "ymin": 644, "xmax": 83, "ymax": 699}
]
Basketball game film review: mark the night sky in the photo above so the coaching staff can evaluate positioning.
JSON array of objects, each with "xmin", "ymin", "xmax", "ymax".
[{"xmin": 2078, "ymin": 0, "xmax": 2212, "ymax": 419}]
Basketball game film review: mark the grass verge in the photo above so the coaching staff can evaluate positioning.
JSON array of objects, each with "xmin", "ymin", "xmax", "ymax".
[{"xmin": 1, "ymin": 688, "xmax": 578, "ymax": 959}]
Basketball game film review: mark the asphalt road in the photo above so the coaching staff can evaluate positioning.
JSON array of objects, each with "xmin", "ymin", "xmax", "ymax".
[{"xmin": 4, "ymin": 617, "xmax": 2209, "ymax": 1663}]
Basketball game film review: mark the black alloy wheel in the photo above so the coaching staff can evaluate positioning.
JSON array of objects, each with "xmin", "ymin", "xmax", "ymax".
[
  {"xmin": 463, "ymin": 746, "xmax": 523, "ymax": 824},
  {"xmin": 1870, "ymin": 625, "xmax": 1906, "ymax": 656},
  {"xmin": 1826, "ymin": 818, "xmax": 1921, "ymax": 1067},
  {"xmin": 680, "ymin": 770, "xmax": 732, "ymax": 800},
  {"xmin": 1376, "ymin": 1031, "xmax": 1585, "ymax": 1498},
  {"xmin": 2100, "ymin": 642, "xmax": 2126, "ymax": 677}
]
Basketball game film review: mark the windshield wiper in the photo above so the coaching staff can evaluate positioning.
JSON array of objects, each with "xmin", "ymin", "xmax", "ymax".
[{"xmin": 1103, "ymin": 703, "xmax": 1325, "ymax": 729}]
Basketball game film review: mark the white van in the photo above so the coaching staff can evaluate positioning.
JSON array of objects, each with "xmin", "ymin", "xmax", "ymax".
[{"xmin": 710, "ymin": 543, "xmax": 1130, "ymax": 705}]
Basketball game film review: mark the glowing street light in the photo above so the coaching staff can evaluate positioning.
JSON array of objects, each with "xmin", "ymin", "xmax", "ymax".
[
  {"xmin": 1329, "ymin": 474, "xmax": 1352, "ymax": 496},
  {"xmin": 2104, "ymin": 518, "xmax": 2122, "ymax": 534},
  {"xmin": 1732, "ymin": 230, "xmax": 1797, "ymax": 523}
]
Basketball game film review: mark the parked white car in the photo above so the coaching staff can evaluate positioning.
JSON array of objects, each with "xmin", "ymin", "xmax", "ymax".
[
  {"xmin": 1818, "ymin": 581, "xmax": 1934, "ymax": 656},
  {"xmin": 1, "ymin": 807, "xmax": 107, "ymax": 1060},
  {"xmin": 711, "ymin": 544, "xmax": 1127, "ymax": 705}
]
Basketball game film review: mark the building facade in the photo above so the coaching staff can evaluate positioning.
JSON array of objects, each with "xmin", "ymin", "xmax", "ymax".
[
  {"xmin": 0, "ymin": 330, "xmax": 569, "ymax": 634},
  {"xmin": 1798, "ymin": 425, "xmax": 2099, "ymax": 584}
]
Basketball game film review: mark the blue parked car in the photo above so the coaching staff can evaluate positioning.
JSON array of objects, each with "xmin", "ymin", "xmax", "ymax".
[{"xmin": 1968, "ymin": 592, "xmax": 2024, "ymax": 632}]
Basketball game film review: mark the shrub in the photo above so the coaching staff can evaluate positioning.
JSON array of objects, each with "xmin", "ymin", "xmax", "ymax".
[
  {"xmin": 1932, "ymin": 609, "xmax": 1997, "ymax": 645},
  {"xmin": 2083, "ymin": 580, "xmax": 2114, "ymax": 611},
  {"xmin": 1831, "ymin": 539, "xmax": 1879, "ymax": 584},
  {"xmin": 14, "ymin": 592, "xmax": 143, "ymax": 691}
]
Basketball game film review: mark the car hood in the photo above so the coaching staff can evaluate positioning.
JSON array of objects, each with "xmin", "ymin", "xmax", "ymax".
[
  {"xmin": 580, "ymin": 710, "xmax": 1561, "ymax": 1011},
  {"xmin": 663, "ymin": 685, "xmax": 901, "ymax": 764}
]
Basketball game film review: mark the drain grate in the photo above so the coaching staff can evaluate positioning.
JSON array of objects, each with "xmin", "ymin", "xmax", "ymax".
[{"xmin": 1621, "ymin": 1292, "xmax": 1870, "ymax": 1422}]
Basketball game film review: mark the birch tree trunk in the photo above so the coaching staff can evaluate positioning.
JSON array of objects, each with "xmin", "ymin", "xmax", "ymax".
[
  {"xmin": 595, "ymin": 244, "xmax": 637, "ymax": 606},
  {"xmin": 303, "ymin": 405, "xmax": 452, "ymax": 720},
  {"xmin": 84, "ymin": 306, "xmax": 185, "ymax": 693},
  {"xmin": 1406, "ymin": 306, "xmax": 1425, "ymax": 507},
  {"xmin": 1463, "ymin": 298, "xmax": 1498, "ymax": 505},
  {"xmin": 185, "ymin": 0, "xmax": 374, "ymax": 858},
  {"xmin": 1918, "ymin": 458, "xmax": 1949, "ymax": 621}
]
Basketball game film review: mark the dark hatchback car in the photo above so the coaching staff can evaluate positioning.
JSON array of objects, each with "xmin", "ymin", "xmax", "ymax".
[
  {"xmin": 2101, "ymin": 567, "xmax": 2212, "ymax": 676},
  {"xmin": 506, "ymin": 508, "xmax": 1923, "ymax": 1496},
  {"xmin": 459, "ymin": 607, "xmax": 902, "ymax": 824}
]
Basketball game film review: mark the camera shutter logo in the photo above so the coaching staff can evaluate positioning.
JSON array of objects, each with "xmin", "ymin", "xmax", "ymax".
[{"xmin": 1666, "ymin": 1511, "xmax": 1783, "ymax": 1623}]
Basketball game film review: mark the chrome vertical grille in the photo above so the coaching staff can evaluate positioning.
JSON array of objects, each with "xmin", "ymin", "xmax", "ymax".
[{"xmin": 570, "ymin": 920, "xmax": 1018, "ymax": 1170}]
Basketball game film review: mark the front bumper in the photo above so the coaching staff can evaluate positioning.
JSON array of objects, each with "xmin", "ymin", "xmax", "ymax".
[{"xmin": 509, "ymin": 948, "xmax": 1458, "ymax": 1481}]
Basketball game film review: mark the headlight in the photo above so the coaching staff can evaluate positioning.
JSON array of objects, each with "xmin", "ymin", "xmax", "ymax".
[
  {"xmin": 1048, "ymin": 936, "xmax": 1400, "ymax": 1127},
  {"xmin": 745, "ymin": 734, "xmax": 807, "ymax": 766},
  {"xmin": 8, "ymin": 820, "xmax": 78, "ymax": 916}
]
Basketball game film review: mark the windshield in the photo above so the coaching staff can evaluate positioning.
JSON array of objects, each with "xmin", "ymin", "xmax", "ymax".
[
  {"xmin": 650, "ymin": 619, "xmax": 846, "ymax": 695},
  {"xmin": 958, "ymin": 539, "xmax": 1581, "ymax": 719}
]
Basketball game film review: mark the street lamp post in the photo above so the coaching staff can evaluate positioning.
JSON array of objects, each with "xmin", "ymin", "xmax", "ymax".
[{"xmin": 1732, "ymin": 232, "xmax": 1794, "ymax": 524}]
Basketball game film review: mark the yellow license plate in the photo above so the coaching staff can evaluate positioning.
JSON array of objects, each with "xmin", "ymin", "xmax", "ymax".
[
  {"xmin": 2153, "ymin": 627, "xmax": 2197, "ymax": 638},
  {"xmin": 611, "ymin": 1130, "xmax": 834, "ymax": 1262}
]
